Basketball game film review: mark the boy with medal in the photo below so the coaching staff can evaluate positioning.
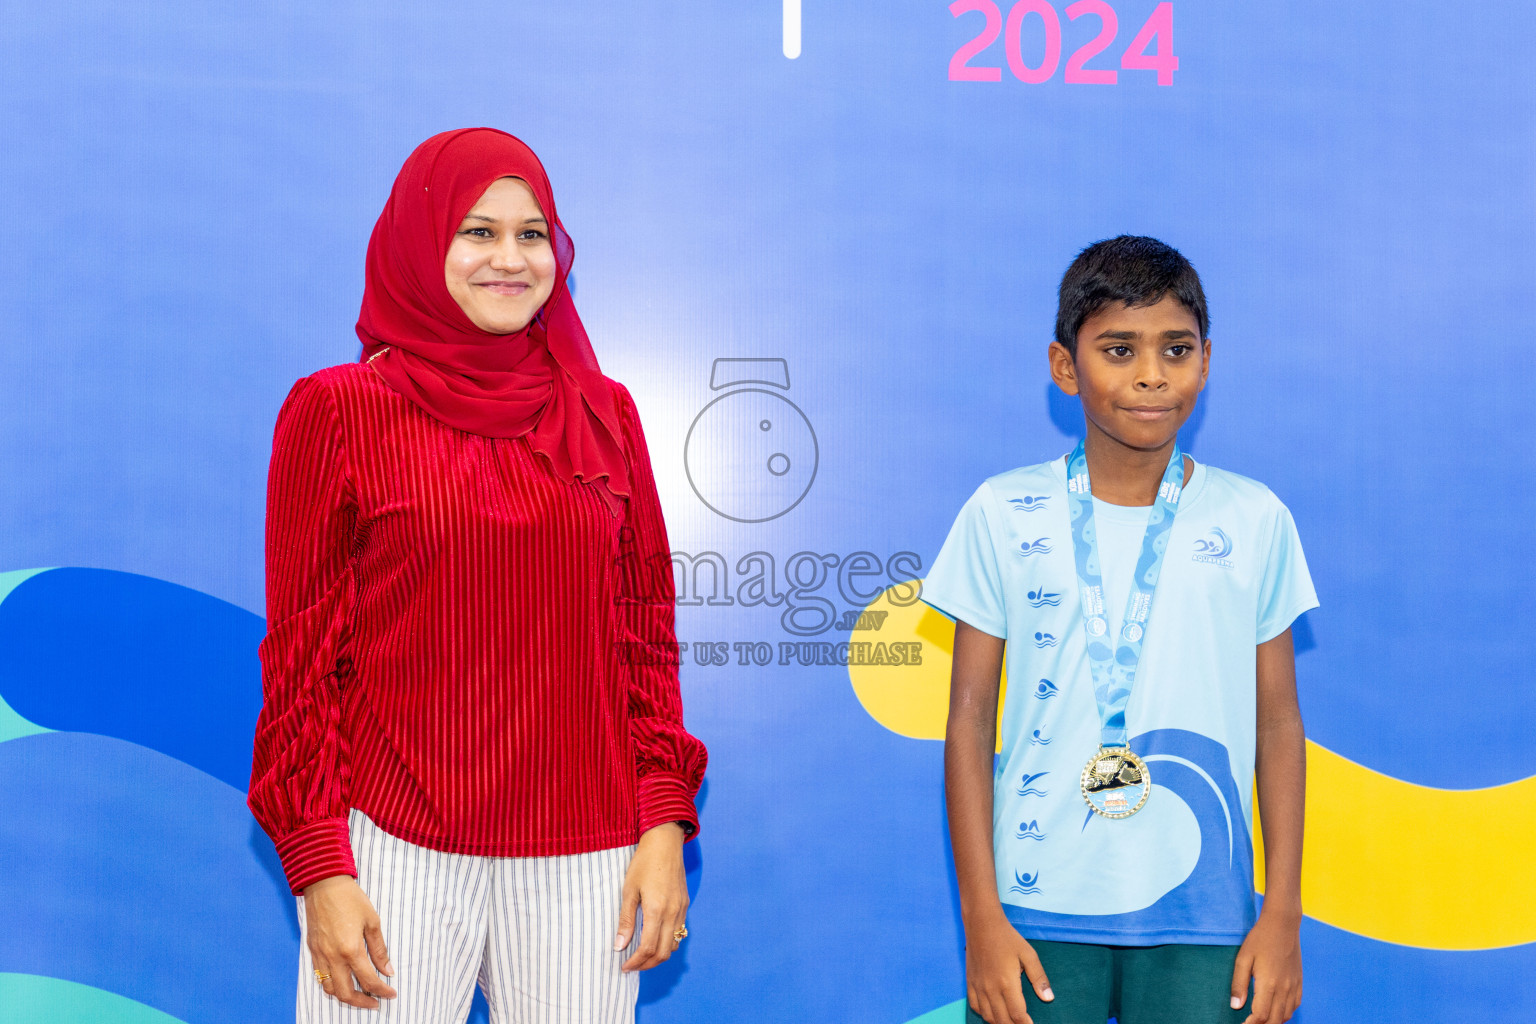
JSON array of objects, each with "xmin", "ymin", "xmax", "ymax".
[{"xmin": 923, "ymin": 237, "xmax": 1316, "ymax": 1024}]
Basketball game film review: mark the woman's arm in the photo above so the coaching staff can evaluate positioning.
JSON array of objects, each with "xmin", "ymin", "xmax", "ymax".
[
  {"xmin": 948, "ymin": 621, "xmax": 1052, "ymax": 1024},
  {"xmin": 248, "ymin": 377, "xmax": 393, "ymax": 1008},
  {"xmin": 607, "ymin": 384, "xmax": 707, "ymax": 972},
  {"xmin": 1231, "ymin": 627, "xmax": 1305, "ymax": 1024},
  {"xmin": 249, "ymin": 376, "xmax": 358, "ymax": 890}
]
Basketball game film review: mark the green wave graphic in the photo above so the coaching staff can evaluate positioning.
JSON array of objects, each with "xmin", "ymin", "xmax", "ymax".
[
  {"xmin": 905, "ymin": 999, "xmax": 965, "ymax": 1023},
  {"xmin": 0, "ymin": 973, "xmax": 189, "ymax": 1023}
]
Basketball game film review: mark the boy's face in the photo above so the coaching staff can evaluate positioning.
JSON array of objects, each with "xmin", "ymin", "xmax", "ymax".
[{"xmin": 1049, "ymin": 293, "xmax": 1210, "ymax": 453}]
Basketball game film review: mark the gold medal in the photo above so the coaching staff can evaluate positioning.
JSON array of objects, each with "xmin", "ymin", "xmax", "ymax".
[{"xmin": 1080, "ymin": 746, "xmax": 1151, "ymax": 819}]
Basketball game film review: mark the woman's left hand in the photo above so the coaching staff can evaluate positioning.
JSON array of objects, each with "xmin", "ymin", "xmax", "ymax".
[{"xmin": 615, "ymin": 821, "xmax": 689, "ymax": 972}]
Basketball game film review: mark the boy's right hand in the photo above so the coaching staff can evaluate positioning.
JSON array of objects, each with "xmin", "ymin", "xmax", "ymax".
[{"xmin": 965, "ymin": 910, "xmax": 1054, "ymax": 1024}]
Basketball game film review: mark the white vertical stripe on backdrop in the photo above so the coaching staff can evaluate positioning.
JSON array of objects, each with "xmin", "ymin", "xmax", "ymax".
[{"xmin": 782, "ymin": 0, "xmax": 801, "ymax": 59}]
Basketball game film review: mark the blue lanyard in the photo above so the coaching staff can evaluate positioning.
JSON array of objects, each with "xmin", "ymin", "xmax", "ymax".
[{"xmin": 1065, "ymin": 441, "xmax": 1186, "ymax": 749}]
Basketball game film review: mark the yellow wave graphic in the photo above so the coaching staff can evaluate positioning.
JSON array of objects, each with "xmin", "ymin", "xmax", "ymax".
[{"xmin": 847, "ymin": 584, "xmax": 1536, "ymax": 950}]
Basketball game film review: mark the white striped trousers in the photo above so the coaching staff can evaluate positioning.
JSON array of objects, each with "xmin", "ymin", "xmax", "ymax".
[{"xmin": 297, "ymin": 811, "xmax": 638, "ymax": 1024}]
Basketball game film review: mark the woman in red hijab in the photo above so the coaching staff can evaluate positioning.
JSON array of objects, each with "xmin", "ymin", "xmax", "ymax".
[{"xmin": 249, "ymin": 128, "xmax": 706, "ymax": 1023}]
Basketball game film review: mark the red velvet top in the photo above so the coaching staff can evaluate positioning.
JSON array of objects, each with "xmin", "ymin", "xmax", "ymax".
[{"xmin": 248, "ymin": 362, "xmax": 705, "ymax": 894}]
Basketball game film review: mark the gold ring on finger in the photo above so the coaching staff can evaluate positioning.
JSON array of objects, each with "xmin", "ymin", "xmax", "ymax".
[
  {"xmin": 672, "ymin": 925, "xmax": 688, "ymax": 942},
  {"xmin": 314, "ymin": 970, "xmax": 331, "ymax": 983}
]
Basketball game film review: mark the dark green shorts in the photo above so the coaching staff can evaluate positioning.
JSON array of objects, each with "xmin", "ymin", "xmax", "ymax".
[{"xmin": 964, "ymin": 941, "xmax": 1250, "ymax": 1024}]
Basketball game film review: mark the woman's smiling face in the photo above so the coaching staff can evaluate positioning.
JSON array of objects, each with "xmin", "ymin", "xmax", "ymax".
[{"xmin": 443, "ymin": 176, "xmax": 557, "ymax": 334}]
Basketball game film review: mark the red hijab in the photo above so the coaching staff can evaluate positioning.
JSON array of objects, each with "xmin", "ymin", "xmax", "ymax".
[{"xmin": 356, "ymin": 128, "xmax": 629, "ymax": 514}]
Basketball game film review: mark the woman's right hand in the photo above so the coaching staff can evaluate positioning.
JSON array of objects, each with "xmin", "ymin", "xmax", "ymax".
[
  {"xmin": 965, "ymin": 910, "xmax": 1053, "ymax": 1024},
  {"xmin": 303, "ymin": 875, "xmax": 397, "ymax": 1008}
]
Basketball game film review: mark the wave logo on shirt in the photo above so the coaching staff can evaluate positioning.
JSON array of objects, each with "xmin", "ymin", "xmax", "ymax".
[
  {"xmin": 1008, "ymin": 496, "xmax": 1050, "ymax": 512},
  {"xmin": 1193, "ymin": 527, "xmax": 1235, "ymax": 568},
  {"xmin": 1017, "ymin": 771, "xmax": 1050, "ymax": 797},
  {"xmin": 1027, "ymin": 586, "xmax": 1061, "ymax": 607},
  {"xmin": 1015, "ymin": 820, "xmax": 1047, "ymax": 841},
  {"xmin": 1033, "ymin": 631, "xmax": 1058, "ymax": 648},
  {"xmin": 1009, "ymin": 870, "xmax": 1042, "ymax": 896},
  {"xmin": 1033, "ymin": 679, "xmax": 1058, "ymax": 700},
  {"xmin": 1018, "ymin": 538, "xmax": 1052, "ymax": 557},
  {"xmin": 1029, "ymin": 729, "xmax": 1052, "ymax": 745},
  {"xmin": 846, "ymin": 578, "xmax": 1536, "ymax": 961}
]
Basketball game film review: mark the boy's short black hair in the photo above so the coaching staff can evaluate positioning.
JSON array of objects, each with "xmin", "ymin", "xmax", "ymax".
[{"xmin": 1055, "ymin": 236, "xmax": 1209, "ymax": 353}]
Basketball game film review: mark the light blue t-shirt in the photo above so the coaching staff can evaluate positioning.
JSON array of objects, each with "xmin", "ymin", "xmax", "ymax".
[{"xmin": 922, "ymin": 455, "xmax": 1318, "ymax": 945}]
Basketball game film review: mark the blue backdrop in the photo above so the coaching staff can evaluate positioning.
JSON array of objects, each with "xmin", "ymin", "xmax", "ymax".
[{"xmin": 1, "ymin": 3, "xmax": 1531, "ymax": 1021}]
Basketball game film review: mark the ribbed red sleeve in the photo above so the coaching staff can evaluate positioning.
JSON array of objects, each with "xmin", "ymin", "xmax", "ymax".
[
  {"xmin": 248, "ymin": 378, "xmax": 359, "ymax": 894},
  {"xmin": 611, "ymin": 386, "xmax": 708, "ymax": 839}
]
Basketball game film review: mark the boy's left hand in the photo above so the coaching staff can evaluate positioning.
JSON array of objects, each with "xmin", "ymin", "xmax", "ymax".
[{"xmin": 1230, "ymin": 908, "xmax": 1302, "ymax": 1024}]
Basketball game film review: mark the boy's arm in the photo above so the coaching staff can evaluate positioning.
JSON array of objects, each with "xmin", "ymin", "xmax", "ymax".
[
  {"xmin": 1232, "ymin": 626, "xmax": 1306, "ymax": 1024},
  {"xmin": 946, "ymin": 620, "xmax": 1054, "ymax": 1024}
]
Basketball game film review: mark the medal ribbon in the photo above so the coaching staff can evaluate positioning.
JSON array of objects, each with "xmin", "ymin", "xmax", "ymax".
[{"xmin": 1065, "ymin": 441, "xmax": 1186, "ymax": 749}]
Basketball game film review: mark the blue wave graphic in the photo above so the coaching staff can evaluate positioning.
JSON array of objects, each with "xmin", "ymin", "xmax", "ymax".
[
  {"xmin": 1033, "ymin": 678, "xmax": 1058, "ymax": 700},
  {"xmin": 1015, "ymin": 820, "xmax": 1047, "ymax": 841},
  {"xmin": 1029, "ymin": 730, "xmax": 1051, "ymax": 746},
  {"xmin": 1032, "ymin": 632, "xmax": 1058, "ymax": 648},
  {"xmin": 0, "ymin": 733, "xmax": 295, "ymax": 1022},
  {"xmin": 1008, "ymin": 496, "xmax": 1050, "ymax": 512},
  {"xmin": 1026, "ymin": 587, "xmax": 1062, "ymax": 607},
  {"xmin": 1008, "ymin": 871, "xmax": 1042, "ymax": 896},
  {"xmin": 1292, "ymin": 916, "xmax": 1534, "ymax": 1022},
  {"xmin": 0, "ymin": 569, "xmax": 292, "ymax": 1022},
  {"xmin": 1018, "ymin": 539, "xmax": 1053, "ymax": 557},
  {"xmin": 0, "ymin": 568, "xmax": 264, "ymax": 790},
  {"xmin": 1016, "ymin": 771, "xmax": 1050, "ymax": 797}
]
